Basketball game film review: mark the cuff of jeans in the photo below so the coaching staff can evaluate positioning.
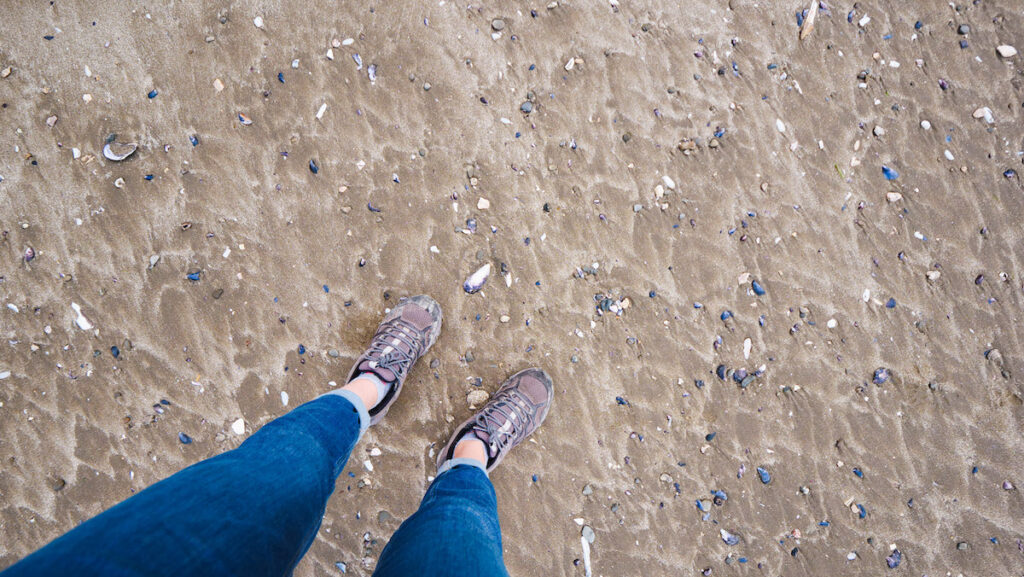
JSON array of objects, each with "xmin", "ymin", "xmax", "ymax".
[
  {"xmin": 321, "ymin": 389, "xmax": 370, "ymax": 436},
  {"xmin": 437, "ymin": 457, "xmax": 489, "ymax": 477}
]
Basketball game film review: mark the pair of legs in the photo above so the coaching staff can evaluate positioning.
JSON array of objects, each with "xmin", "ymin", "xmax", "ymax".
[{"xmin": 2, "ymin": 296, "xmax": 553, "ymax": 576}]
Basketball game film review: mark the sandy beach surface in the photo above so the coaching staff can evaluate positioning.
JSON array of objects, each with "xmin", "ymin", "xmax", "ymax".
[{"xmin": 2, "ymin": 1, "xmax": 1023, "ymax": 575}]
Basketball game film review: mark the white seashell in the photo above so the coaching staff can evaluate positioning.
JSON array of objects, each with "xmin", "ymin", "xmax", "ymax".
[
  {"xmin": 103, "ymin": 142, "xmax": 137, "ymax": 161},
  {"xmin": 71, "ymin": 302, "xmax": 93, "ymax": 330},
  {"xmin": 996, "ymin": 45, "xmax": 1018, "ymax": 58},
  {"xmin": 776, "ymin": 119, "xmax": 786, "ymax": 133},
  {"xmin": 463, "ymin": 263, "xmax": 491, "ymax": 294},
  {"xmin": 231, "ymin": 418, "xmax": 245, "ymax": 435}
]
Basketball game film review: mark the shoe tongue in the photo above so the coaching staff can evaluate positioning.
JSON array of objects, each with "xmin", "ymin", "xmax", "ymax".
[
  {"xmin": 469, "ymin": 425, "xmax": 499, "ymax": 458},
  {"xmin": 357, "ymin": 359, "xmax": 396, "ymax": 382},
  {"xmin": 471, "ymin": 402, "xmax": 518, "ymax": 457}
]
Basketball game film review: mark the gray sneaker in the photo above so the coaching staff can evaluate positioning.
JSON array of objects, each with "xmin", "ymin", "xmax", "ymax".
[
  {"xmin": 347, "ymin": 295, "xmax": 443, "ymax": 425},
  {"xmin": 437, "ymin": 367, "xmax": 554, "ymax": 473}
]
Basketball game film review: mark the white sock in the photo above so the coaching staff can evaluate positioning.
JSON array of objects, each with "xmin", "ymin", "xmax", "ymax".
[{"xmin": 353, "ymin": 372, "xmax": 390, "ymax": 409}]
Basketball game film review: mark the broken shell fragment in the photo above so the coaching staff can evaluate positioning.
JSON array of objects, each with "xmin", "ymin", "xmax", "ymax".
[
  {"xmin": 103, "ymin": 142, "xmax": 137, "ymax": 161},
  {"xmin": 463, "ymin": 263, "xmax": 491, "ymax": 294}
]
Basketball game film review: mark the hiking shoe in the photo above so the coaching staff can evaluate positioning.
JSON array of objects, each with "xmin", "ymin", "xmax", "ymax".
[
  {"xmin": 347, "ymin": 295, "xmax": 442, "ymax": 425},
  {"xmin": 437, "ymin": 367, "xmax": 554, "ymax": 473}
]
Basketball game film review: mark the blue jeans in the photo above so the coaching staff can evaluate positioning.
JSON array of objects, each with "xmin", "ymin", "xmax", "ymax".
[{"xmin": 1, "ymin": 391, "xmax": 511, "ymax": 577}]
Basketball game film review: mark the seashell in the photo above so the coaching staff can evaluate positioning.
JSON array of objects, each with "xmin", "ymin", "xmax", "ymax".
[
  {"xmin": 799, "ymin": 1, "xmax": 817, "ymax": 40},
  {"xmin": 103, "ymin": 142, "xmax": 137, "ymax": 161},
  {"xmin": 463, "ymin": 263, "xmax": 491, "ymax": 294},
  {"xmin": 368, "ymin": 64, "xmax": 377, "ymax": 83},
  {"xmin": 720, "ymin": 529, "xmax": 740, "ymax": 546},
  {"xmin": 352, "ymin": 53, "xmax": 363, "ymax": 70},
  {"xmin": 71, "ymin": 302, "xmax": 93, "ymax": 330},
  {"xmin": 885, "ymin": 549, "xmax": 902, "ymax": 569},
  {"xmin": 238, "ymin": 113, "xmax": 253, "ymax": 125},
  {"xmin": 756, "ymin": 466, "xmax": 772, "ymax": 484}
]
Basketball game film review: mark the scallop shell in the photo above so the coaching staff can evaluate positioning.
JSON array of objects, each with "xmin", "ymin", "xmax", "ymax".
[{"xmin": 103, "ymin": 142, "xmax": 137, "ymax": 161}]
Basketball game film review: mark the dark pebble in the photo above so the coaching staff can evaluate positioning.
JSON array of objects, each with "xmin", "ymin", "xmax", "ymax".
[{"xmin": 309, "ymin": 159, "xmax": 319, "ymax": 174}]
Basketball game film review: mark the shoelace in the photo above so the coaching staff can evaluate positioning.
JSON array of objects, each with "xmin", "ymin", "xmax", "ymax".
[
  {"xmin": 366, "ymin": 318, "xmax": 424, "ymax": 380},
  {"xmin": 475, "ymin": 388, "xmax": 536, "ymax": 455}
]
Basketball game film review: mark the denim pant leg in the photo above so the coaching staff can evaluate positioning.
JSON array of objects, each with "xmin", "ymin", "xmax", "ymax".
[
  {"xmin": 373, "ymin": 463, "xmax": 510, "ymax": 577},
  {"xmin": 1, "ymin": 391, "xmax": 368, "ymax": 577}
]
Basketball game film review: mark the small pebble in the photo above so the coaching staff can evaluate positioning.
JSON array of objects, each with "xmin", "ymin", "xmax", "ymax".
[
  {"xmin": 581, "ymin": 525, "xmax": 595, "ymax": 543},
  {"xmin": 467, "ymin": 390, "xmax": 489, "ymax": 407}
]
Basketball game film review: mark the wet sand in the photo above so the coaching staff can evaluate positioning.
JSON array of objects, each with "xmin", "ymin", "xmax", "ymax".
[{"xmin": 1, "ymin": 1, "xmax": 1023, "ymax": 575}]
